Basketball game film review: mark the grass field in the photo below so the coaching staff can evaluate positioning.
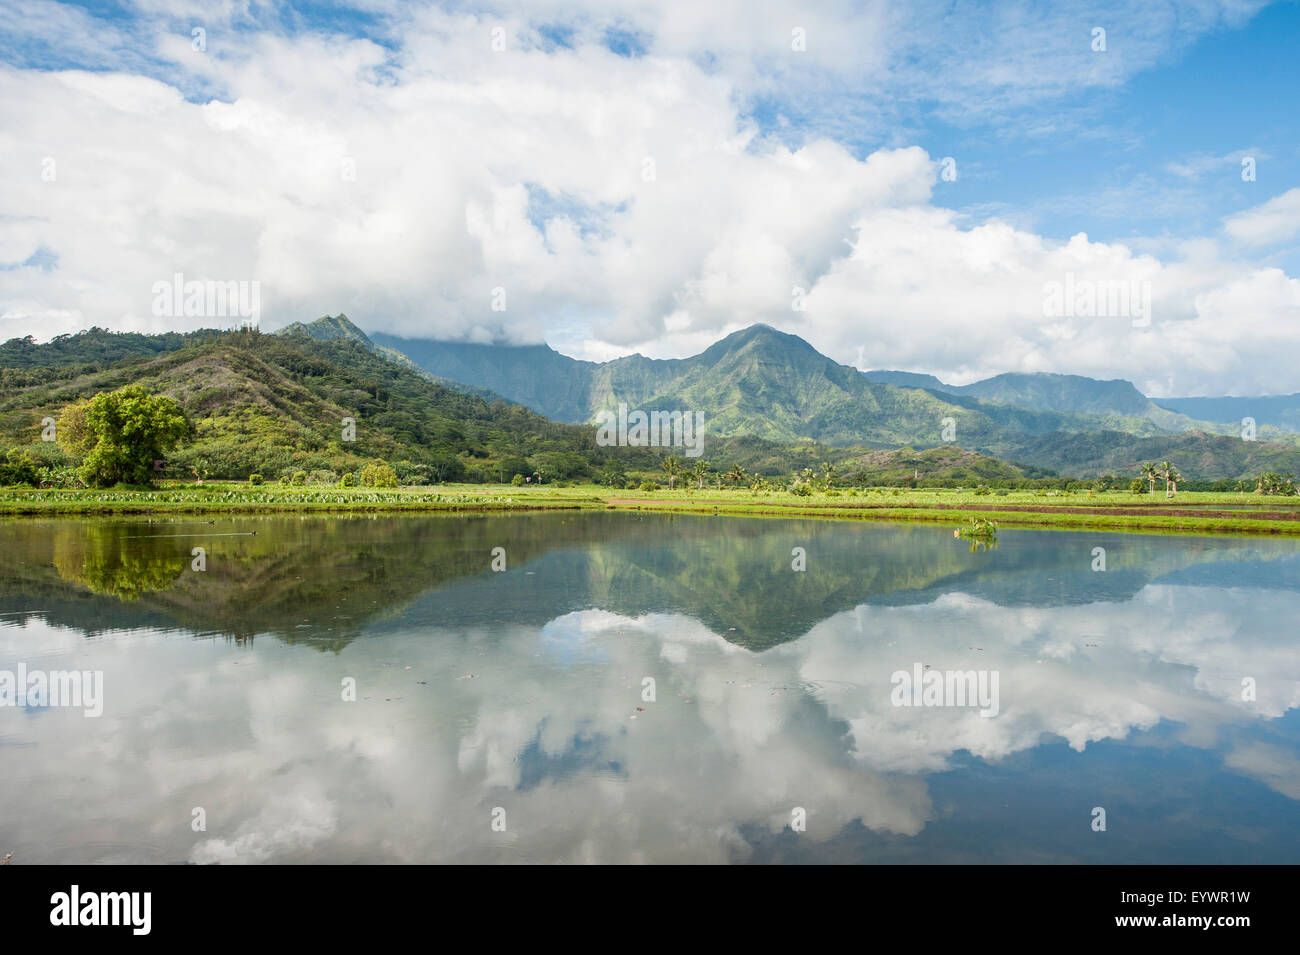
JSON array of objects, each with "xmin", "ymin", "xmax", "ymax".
[{"xmin": 4, "ymin": 481, "xmax": 1300, "ymax": 535}]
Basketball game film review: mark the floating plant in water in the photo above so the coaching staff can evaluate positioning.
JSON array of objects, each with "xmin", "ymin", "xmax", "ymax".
[{"xmin": 956, "ymin": 517, "xmax": 999, "ymax": 551}]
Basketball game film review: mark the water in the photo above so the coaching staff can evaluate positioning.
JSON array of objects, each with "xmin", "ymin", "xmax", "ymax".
[{"xmin": 1, "ymin": 512, "xmax": 1298, "ymax": 863}]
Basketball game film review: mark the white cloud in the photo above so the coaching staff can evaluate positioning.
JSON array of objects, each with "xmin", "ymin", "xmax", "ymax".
[
  {"xmin": 1224, "ymin": 187, "xmax": 1300, "ymax": 246},
  {"xmin": 0, "ymin": 1, "xmax": 1294, "ymax": 396}
]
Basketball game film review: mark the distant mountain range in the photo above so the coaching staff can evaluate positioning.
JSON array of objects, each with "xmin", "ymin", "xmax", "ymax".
[
  {"xmin": 370, "ymin": 319, "xmax": 1300, "ymax": 479},
  {"xmin": 1151, "ymin": 393, "xmax": 1300, "ymax": 431},
  {"xmin": 7, "ymin": 315, "xmax": 1300, "ymax": 483},
  {"xmin": 864, "ymin": 369, "xmax": 1300, "ymax": 432}
]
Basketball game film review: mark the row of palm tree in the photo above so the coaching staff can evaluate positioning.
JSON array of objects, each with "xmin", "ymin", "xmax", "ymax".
[
  {"xmin": 1139, "ymin": 461, "xmax": 1182, "ymax": 497},
  {"xmin": 657, "ymin": 457, "xmax": 730, "ymax": 490},
  {"xmin": 659, "ymin": 457, "xmax": 837, "ymax": 492}
]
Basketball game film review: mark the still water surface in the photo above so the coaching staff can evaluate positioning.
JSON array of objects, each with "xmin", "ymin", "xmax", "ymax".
[{"xmin": 1, "ymin": 513, "xmax": 1298, "ymax": 863}]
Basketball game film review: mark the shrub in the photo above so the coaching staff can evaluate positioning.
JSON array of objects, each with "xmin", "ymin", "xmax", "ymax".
[
  {"xmin": 394, "ymin": 461, "xmax": 433, "ymax": 485},
  {"xmin": 38, "ymin": 465, "xmax": 83, "ymax": 489},
  {"xmin": 308, "ymin": 469, "xmax": 338, "ymax": 485},
  {"xmin": 1, "ymin": 449, "xmax": 43, "ymax": 487},
  {"xmin": 639, "ymin": 481, "xmax": 660, "ymax": 491},
  {"xmin": 291, "ymin": 471, "xmax": 308, "ymax": 486},
  {"xmin": 511, "ymin": 473, "xmax": 525, "ymax": 486},
  {"xmin": 279, "ymin": 474, "xmax": 292, "ymax": 486},
  {"xmin": 790, "ymin": 483, "xmax": 812, "ymax": 497},
  {"xmin": 360, "ymin": 461, "xmax": 399, "ymax": 487},
  {"xmin": 248, "ymin": 473, "xmax": 264, "ymax": 486},
  {"xmin": 339, "ymin": 472, "xmax": 356, "ymax": 487}
]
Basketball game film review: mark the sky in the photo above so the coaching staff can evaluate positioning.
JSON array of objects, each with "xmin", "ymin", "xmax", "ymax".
[{"xmin": 1, "ymin": 0, "xmax": 1298, "ymax": 397}]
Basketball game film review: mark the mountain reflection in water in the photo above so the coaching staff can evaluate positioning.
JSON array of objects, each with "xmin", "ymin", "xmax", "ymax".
[{"xmin": 1, "ymin": 513, "xmax": 1297, "ymax": 863}]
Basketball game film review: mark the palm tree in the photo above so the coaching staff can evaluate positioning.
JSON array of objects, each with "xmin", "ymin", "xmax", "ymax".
[
  {"xmin": 1141, "ymin": 462, "xmax": 1158, "ymax": 495},
  {"xmin": 691, "ymin": 459, "xmax": 711, "ymax": 490},
  {"xmin": 659, "ymin": 455, "xmax": 683, "ymax": 490},
  {"xmin": 725, "ymin": 463, "xmax": 747, "ymax": 485},
  {"xmin": 1158, "ymin": 460, "xmax": 1174, "ymax": 496},
  {"xmin": 1165, "ymin": 463, "xmax": 1182, "ymax": 497}
]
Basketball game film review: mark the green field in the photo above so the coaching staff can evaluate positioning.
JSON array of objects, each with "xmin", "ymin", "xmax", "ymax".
[{"xmin": 3, "ymin": 481, "xmax": 1300, "ymax": 535}]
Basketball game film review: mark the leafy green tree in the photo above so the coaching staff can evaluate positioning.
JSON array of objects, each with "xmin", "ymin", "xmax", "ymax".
[
  {"xmin": 660, "ymin": 455, "xmax": 683, "ymax": 489},
  {"xmin": 495, "ymin": 457, "xmax": 530, "ymax": 483},
  {"xmin": 1256, "ymin": 471, "xmax": 1295, "ymax": 495},
  {"xmin": 56, "ymin": 399, "xmax": 94, "ymax": 455},
  {"xmin": 360, "ymin": 461, "xmax": 399, "ymax": 487},
  {"xmin": 691, "ymin": 459, "xmax": 711, "ymax": 490},
  {"xmin": 426, "ymin": 452, "xmax": 464, "ymax": 484},
  {"xmin": 73, "ymin": 385, "xmax": 191, "ymax": 487}
]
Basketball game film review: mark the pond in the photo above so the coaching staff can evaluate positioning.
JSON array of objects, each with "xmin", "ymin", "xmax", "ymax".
[{"xmin": 1, "ymin": 512, "xmax": 1297, "ymax": 863}]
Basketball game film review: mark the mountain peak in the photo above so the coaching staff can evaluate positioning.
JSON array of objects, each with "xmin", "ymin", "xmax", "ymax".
[
  {"xmin": 700, "ymin": 323, "xmax": 823, "ymax": 362},
  {"xmin": 275, "ymin": 314, "xmax": 372, "ymax": 345}
]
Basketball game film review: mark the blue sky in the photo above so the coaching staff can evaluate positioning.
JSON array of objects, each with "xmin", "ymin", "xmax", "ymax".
[{"xmin": 1, "ymin": 0, "xmax": 1298, "ymax": 395}]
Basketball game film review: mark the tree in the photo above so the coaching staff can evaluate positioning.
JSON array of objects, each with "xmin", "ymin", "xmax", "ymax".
[
  {"xmin": 691, "ymin": 459, "xmax": 711, "ymax": 490},
  {"xmin": 72, "ymin": 386, "xmax": 191, "ymax": 487},
  {"xmin": 1141, "ymin": 462, "xmax": 1158, "ymax": 495},
  {"xmin": 427, "ymin": 451, "xmax": 464, "ymax": 484},
  {"xmin": 725, "ymin": 463, "xmax": 747, "ymax": 485},
  {"xmin": 659, "ymin": 455, "xmax": 683, "ymax": 489},
  {"xmin": 1128, "ymin": 478, "xmax": 1145, "ymax": 494},
  {"xmin": 1256, "ymin": 471, "xmax": 1295, "ymax": 495},
  {"xmin": 55, "ymin": 399, "xmax": 95, "ymax": 454},
  {"xmin": 360, "ymin": 460, "xmax": 399, "ymax": 487},
  {"xmin": 1164, "ymin": 463, "xmax": 1182, "ymax": 497}
]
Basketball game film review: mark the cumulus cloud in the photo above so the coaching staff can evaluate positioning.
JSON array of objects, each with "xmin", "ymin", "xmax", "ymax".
[
  {"xmin": 0, "ymin": 0, "xmax": 1294, "ymax": 395},
  {"xmin": 1224, "ymin": 187, "xmax": 1300, "ymax": 246}
]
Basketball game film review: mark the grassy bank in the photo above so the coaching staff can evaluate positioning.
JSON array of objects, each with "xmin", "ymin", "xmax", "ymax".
[
  {"xmin": 0, "ymin": 483, "xmax": 605, "ymax": 515},
  {"xmin": 3, "ymin": 482, "xmax": 1300, "ymax": 534}
]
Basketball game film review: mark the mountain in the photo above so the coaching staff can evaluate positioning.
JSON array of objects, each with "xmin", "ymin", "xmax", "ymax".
[
  {"xmin": 1153, "ymin": 393, "xmax": 1300, "ymax": 433},
  {"xmin": 865, "ymin": 369, "xmax": 1194, "ymax": 430},
  {"xmin": 372, "ymin": 322, "xmax": 1300, "ymax": 479},
  {"xmin": 0, "ymin": 324, "xmax": 631, "ymax": 483},
  {"xmin": 380, "ymin": 323, "xmax": 1104, "ymax": 440},
  {"xmin": 8, "ymin": 317, "xmax": 1300, "ymax": 484},
  {"xmin": 278, "ymin": 314, "xmax": 513, "ymax": 405},
  {"xmin": 4, "ymin": 319, "xmax": 1012, "ymax": 485},
  {"xmin": 860, "ymin": 370, "xmax": 948, "ymax": 391}
]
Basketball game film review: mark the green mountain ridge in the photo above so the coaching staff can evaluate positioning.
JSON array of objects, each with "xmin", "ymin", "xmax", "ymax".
[
  {"xmin": 370, "ymin": 320, "xmax": 1300, "ymax": 479},
  {"xmin": 5, "ymin": 316, "xmax": 1300, "ymax": 483}
]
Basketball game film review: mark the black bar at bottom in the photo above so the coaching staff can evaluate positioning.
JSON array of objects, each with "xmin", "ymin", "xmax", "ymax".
[{"xmin": 0, "ymin": 864, "xmax": 1286, "ymax": 941}]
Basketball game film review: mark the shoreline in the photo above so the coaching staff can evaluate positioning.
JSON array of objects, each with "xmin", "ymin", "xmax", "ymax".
[{"xmin": 4, "ymin": 484, "xmax": 1300, "ymax": 536}]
